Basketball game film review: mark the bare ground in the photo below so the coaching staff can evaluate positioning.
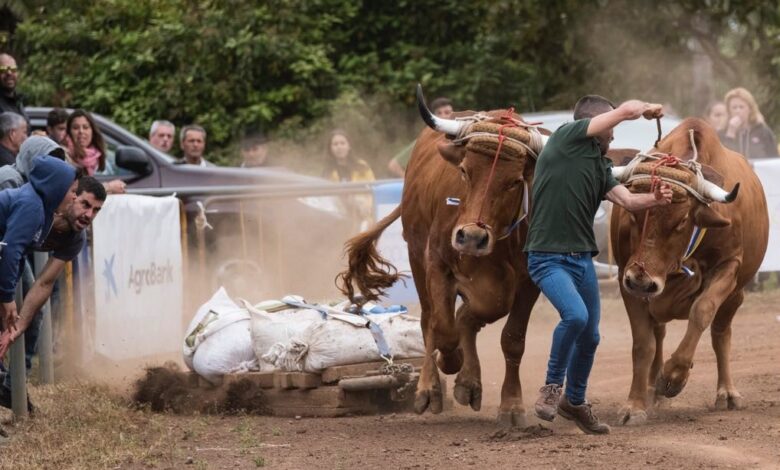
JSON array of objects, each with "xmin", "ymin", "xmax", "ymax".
[{"xmin": 1, "ymin": 289, "xmax": 779, "ymax": 469}]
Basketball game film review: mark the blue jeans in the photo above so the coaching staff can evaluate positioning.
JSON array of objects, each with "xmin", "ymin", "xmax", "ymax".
[{"xmin": 527, "ymin": 251, "xmax": 601, "ymax": 405}]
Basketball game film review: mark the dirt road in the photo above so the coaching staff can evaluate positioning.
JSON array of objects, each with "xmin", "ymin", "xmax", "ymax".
[
  {"xmin": 2, "ymin": 290, "xmax": 779, "ymax": 469},
  {"xmin": 171, "ymin": 290, "xmax": 780, "ymax": 469}
]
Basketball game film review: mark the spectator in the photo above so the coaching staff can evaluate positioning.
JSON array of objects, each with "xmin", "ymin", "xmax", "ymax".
[
  {"xmin": 46, "ymin": 108, "xmax": 70, "ymax": 144},
  {"xmin": 0, "ymin": 53, "xmax": 28, "ymax": 126},
  {"xmin": 0, "ymin": 136, "xmax": 66, "ymax": 190},
  {"xmin": 0, "ymin": 137, "xmax": 79, "ymax": 412},
  {"xmin": 0, "ymin": 178, "xmax": 105, "ymax": 392},
  {"xmin": 239, "ymin": 132, "xmax": 270, "ymax": 168},
  {"xmin": 179, "ymin": 125, "xmax": 214, "ymax": 166},
  {"xmin": 388, "ymin": 97, "xmax": 454, "ymax": 177},
  {"xmin": 0, "ymin": 112, "xmax": 27, "ymax": 166},
  {"xmin": 0, "ymin": 156, "xmax": 76, "ymax": 338},
  {"xmin": 322, "ymin": 129, "xmax": 375, "ymax": 182},
  {"xmin": 704, "ymin": 101, "xmax": 728, "ymax": 134},
  {"xmin": 149, "ymin": 119, "xmax": 175, "ymax": 153},
  {"xmin": 719, "ymin": 87, "xmax": 778, "ymax": 159},
  {"xmin": 65, "ymin": 109, "xmax": 125, "ymax": 194}
]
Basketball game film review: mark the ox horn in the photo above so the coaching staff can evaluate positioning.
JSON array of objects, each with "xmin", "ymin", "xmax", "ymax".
[
  {"xmin": 416, "ymin": 83, "xmax": 464, "ymax": 137},
  {"xmin": 611, "ymin": 166, "xmax": 630, "ymax": 182},
  {"xmin": 701, "ymin": 180, "xmax": 740, "ymax": 203}
]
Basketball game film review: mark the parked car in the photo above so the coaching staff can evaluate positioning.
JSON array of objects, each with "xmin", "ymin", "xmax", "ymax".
[{"xmin": 522, "ymin": 111, "xmax": 683, "ymax": 276}]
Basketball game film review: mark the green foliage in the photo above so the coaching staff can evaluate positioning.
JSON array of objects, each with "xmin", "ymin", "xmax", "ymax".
[
  {"xmin": 16, "ymin": 0, "xmax": 351, "ymax": 165},
  {"xmin": 10, "ymin": 0, "xmax": 780, "ymax": 170}
]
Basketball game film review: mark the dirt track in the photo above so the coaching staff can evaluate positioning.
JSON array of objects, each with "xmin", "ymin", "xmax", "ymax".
[
  {"xmin": 167, "ymin": 289, "xmax": 780, "ymax": 469},
  {"xmin": 4, "ymin": 289, "xmax": 780, "ymax": 469}
]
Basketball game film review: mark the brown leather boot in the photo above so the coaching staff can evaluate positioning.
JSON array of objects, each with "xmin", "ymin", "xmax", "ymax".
[
  {"xmin": 557, "ymin": 395, "xmax": 611, "ymax": 435},
  {"xmin": 534, "ymin": 383, "xmax": 562, "ymax": 422}
]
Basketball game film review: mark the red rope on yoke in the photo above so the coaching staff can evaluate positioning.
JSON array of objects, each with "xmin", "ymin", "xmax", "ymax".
[
  {"xmin": 475, "ymin": 108, "xmax": 518, "ymax": 229},
  {"xmin": 632, "ymin": 154, "xmax": 680, "ymax": 271}
]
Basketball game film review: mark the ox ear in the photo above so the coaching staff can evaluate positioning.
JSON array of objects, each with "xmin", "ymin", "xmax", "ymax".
[
  {"xmin": 437, "ymin": 142, "xmax": 466, "ymax": 166},
  {"xmin": 693, "ymin": 203, "xmax": 731, "ymax": 228}
]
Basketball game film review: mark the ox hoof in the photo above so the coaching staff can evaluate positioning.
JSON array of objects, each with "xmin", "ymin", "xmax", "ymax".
[
  {"xmin": 655, "ymin": 374, "xmax": 685, "ymax": 398},
  {"xmin": 715, "ymin": 392, "xmax": 745, "ymax": 411},
  {"xmin": 435, "ymin": 349, "xmax": 464, "ymax": 375},
  {"xmin": 453, "ymin": 380, "xmax": 482, "ymax": 411},
  {"xmin": 414, "ymin": 387, "xmax": 443, "ymax": 415},
  {"xmin": 617, "ymin": 406, "xmax": 648, "ymax": 426},
  {"xmin": 497, "ymin": 410, "xmax": 527, "ymax": 429}
]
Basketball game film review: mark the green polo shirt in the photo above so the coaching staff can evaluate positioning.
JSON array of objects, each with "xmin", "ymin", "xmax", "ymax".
[{"xmin": 524, "ymin": 118, "xmax": 620, "ymax": 254}]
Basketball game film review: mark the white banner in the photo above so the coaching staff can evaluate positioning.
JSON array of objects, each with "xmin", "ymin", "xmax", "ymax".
[
  {"xmin": 92, "ymin": 195, "xmax": 183, "ymax": 361},
  {"xmin": 753, "ymin": 160, "xmax": 780, "ymax": 272}
]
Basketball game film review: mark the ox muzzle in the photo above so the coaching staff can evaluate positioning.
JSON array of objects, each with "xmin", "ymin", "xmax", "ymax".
[
  {"xmin": 451, "ymin": 223, "xmax": 494, "ymax": 256},
  {"xmin": 623, "ymin": 264, "xmax": 666, "ymax": 298}
]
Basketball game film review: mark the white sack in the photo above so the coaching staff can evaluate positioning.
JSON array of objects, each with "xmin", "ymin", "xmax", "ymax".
[
  {"xmin": 267, "ymin": 313, "xmax": 425, "ymax": 373},
  {"xmin": 182, "ymin": 287, "xmax": 256, "ymax": 384},
  {"xmin": 248, "ymin": 303, "xmax": 324, "ymax": 372}
]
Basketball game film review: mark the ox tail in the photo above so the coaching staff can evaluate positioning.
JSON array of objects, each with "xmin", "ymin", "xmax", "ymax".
[{"xmin": 336, "ymin": 205, "xmax": 406, "ymax": 304}]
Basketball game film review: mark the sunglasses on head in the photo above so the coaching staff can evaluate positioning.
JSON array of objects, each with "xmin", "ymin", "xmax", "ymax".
[{"xmin": 0, "ymin": 66, "xmax": 18, "ymax": 74}]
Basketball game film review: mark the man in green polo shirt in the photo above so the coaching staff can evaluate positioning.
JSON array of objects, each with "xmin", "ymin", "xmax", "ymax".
[{"xmin": 525, "ymin": 95, "xmax": 673, "ymax": 434}]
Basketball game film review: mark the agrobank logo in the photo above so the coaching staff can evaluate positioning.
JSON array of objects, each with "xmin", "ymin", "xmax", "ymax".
[{"xmin": 101, "ymin": 253, "xmax": 176, "ymax": 299}]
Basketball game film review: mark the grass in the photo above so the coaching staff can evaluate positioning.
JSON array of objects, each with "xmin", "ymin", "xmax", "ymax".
[{"xmin": 0, "ymin": 381, "xmax": 186, "ymax": 469}]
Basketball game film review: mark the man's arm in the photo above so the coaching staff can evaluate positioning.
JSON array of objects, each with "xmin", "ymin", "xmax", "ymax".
[
  {"xmin": 0, "ymin": 257, "xmax": 65, "ymax": 359},
  {"xmin": 7, "ymin": 257, "xmax": 65, "ymax": 340},
  {"xmin": 606, "ymin": 183, "xmax": 673, "ymax": 212},
  {"xmin": 587, "ymin": 100, "xmax": 664, "ymax": 137}
]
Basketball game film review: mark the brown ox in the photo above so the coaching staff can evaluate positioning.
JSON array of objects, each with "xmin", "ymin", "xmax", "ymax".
[
  {"xmin": 610, "ymin": 118, "xmax": 768, "ymax": 425},
  {"xmin": 338, "ymin": 86, "xmax": 546, "ymax": 426}
]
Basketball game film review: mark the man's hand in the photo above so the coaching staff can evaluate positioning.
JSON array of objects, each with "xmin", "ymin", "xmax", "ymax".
[
  {"xmin": 615, "ymin": 100, "xmax": 664, "ymax": 121},
  {"xmin": 642, "ymin": 103, "xmax": 664, "ymax": 120},
  {"xmin": 104, "ymin": 179, "xmax": 127, "ymax": 194},
  {"xmin": 0, "ymin": 329, "xmax": 16, "ymax": 360},
  {"xmin": 1, "ymin": 301, "xmax": 18, "ymax": 331},
  {"xmin": 654, "ymin": 181, "xmax": 673, "ymax": 205}
]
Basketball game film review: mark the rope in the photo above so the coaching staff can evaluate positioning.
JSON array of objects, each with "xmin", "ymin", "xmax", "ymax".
[
  {"xmin": 619, "ymin": 152, "xmax": 710, "ymax": 203},
  {"xmin": 475, "ymin": 109, "xmax": 518, "ymax": 227},
  {"xmin": 448, "ymin": 109, "xmax": 543, "ymax": 237},
  {"xmin": 631, "ymin": 154, "xmax": 680, "ymax": 272},
  {"xmin": 451, "ymin": 114, "xmax": 545, "ymax": 159}
]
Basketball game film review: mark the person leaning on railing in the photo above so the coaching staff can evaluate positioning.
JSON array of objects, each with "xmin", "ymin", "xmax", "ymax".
[
  {"xmin": 0, "ymin": 173, "xmax": 106, "ymax": 411},
  {"xmin": 0, "ymin": 156, "xmax": 76, "ymax": 348}
]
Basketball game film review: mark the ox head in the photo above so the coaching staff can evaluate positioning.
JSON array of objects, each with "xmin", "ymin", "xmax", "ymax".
[
  {"xmin": 612, "ymin": 154, "xmax": 738, "ymax": 298},
  {"xmin": 417, "ymin": 85, "xmax": 545, "ymax": 256}
]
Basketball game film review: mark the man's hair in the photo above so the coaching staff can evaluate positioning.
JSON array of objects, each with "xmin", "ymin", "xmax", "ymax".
[
  {"xmin": 76, "ymin": 175, "xmax": 107, "ymax": 202},
  {"xmin": 430, "ymin": 97, "xmax": 452, "ymax": 114},
  {"xmin": 0, "ymin": 112, "xmax": 26, "ymax": 139},
  {"xmin": 150, "ymin": 119, "xmax": 175, "ymax": 137},
  {"xmin": 573, "ymin": 95, "xmax": 615, "ymax": 120},
  {"xmin": 180, "ymin": 124, "xmax": 206, "ymax": 143},
  {"xmin": 47, "ymin": 108, "xmax": 69, "ymax": 128}
]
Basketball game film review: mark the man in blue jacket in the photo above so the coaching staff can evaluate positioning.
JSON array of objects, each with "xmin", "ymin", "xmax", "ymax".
[{"xmin": 0, "ymin": 155, "xmax": 76, "ymax": 333}]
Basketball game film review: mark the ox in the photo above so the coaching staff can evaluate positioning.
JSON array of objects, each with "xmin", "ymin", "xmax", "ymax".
[
  {"xmin": 337, "ymin": 86, "xmax": 546, "ymax": 426},
  {"xmin": 609, "ymin": 118, "xmax": 768, "ymax": 425}
]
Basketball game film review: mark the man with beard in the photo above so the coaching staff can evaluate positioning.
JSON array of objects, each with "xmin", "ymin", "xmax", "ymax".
[
  {"xmin": 525, "ymin": 96, "xmax": 672, "ymax": 434},
  {"xmin": 0, "ymin": 176, "xmax": 106, "ymax": 410}
]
